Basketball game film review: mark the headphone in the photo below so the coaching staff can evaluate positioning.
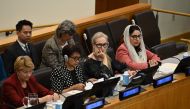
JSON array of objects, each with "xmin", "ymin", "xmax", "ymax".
[{"xmin": 64, "ymin": 54, "xmax": 69, "ymax": 62}]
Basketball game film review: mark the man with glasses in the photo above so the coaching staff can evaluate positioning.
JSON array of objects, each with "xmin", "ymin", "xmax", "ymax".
[
  {"xmin": 41, "ymin": 20, "xmax": 76, "ymax": 69},
  {"xmin": 3, "ymin": 20, "xmax": 38, "ymax": 76}
]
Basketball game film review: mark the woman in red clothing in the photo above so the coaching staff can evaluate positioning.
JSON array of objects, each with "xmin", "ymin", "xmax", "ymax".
[
  {"xmin": 116, "ymin": 24, "xmax": 160, "ymax": 70},
  {"xmin": 2, "ymin": 56, "xmax": 59, "ymax": 108}
]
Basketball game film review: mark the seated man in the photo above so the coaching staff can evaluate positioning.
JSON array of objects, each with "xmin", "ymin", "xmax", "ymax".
[
  {"xmin": 3, "ymin": 20, "xmax": 38, "ymax": 75},
  {"xmin": 41, "ymin": 20, "xmax": 76, "ymax": 69},
  {"xmin": 2, "ymin": 56, "xmax": 59, "ymax": 109}
]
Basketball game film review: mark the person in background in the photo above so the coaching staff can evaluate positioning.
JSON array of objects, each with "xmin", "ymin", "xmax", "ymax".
[
  {"xmin": 50, "ymin": 45, "xmax": 85, "ymax": 94},
  {"xmin": 3, "ymin": 20, "xmax": 38, "ymax": 76},
  {"xmin": 2, "ymin": 56, "xmax": 59, "ymax": 109},
  {"xmin": 84, "ymin": 32, "xmax": 136, "ymax": 81},
  {"xmin": 116, "ymin": 25, "xmax": 160, "ymax": 70},
  {"xmin": 41, "ymin": 20, "xmax": 76, "ymax": 69}
]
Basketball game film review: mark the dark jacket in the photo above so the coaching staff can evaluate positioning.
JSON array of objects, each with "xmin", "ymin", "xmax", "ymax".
[{"xmin": 3, "ymin": 41, "xmax": 38, "ymax": 75}]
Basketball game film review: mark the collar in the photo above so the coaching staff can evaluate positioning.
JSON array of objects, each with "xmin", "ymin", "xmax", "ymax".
[{"xmin": 17, "ymin": 40, "xmax": 28, "ymax": 47}]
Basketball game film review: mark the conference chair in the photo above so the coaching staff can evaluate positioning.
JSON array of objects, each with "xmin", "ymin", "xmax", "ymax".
[
  {"xmin": 133, "ymin": 10, "xmax": 188, "ymax": 58},
  {"xmin": 151, "ymin": 42, "xmax": 178, "ymax": 60},
  {"xmin": 0, "ymin": 80, "xmax": 3, "ymax": 106},
  {"xmin": 0, "ymin": 53, "xmax": 7, "ymax": 81},
  {"xmin": 85, "ymin": 23, "xmax": 115, "ymax": 52},
  {"xmin": 107, "ymin": 18, "xmax": 130, "ymax": 51},
  {"xmin": 33, "ymin": 40, "xmax": 46, "ymax": 69},
  {"xmin": 33, "ymin": 67, "xmax": 52, "ymax": 89}
]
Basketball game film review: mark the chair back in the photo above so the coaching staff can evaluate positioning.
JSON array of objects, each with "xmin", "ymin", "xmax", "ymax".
[
  {"xmin": 133, "ymin": 10, "xmax": 161, "ymax": 48},
  {"xmin": 33, "ymin": 67, "xmax": 52, "ymax": 89},
  {"xmin": 85, "ymin": 23, "xmax": 114, "ymax": 52},
  {"xmin": 107, "ymin": 18, "xmax": 130, "ymax": 51}
]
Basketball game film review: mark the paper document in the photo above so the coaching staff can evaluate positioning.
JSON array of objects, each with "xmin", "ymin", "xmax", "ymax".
[
  {"xmin": 85, "ymin": 82, "xmax": 93, "ymax": 90},
  {"xmin": 93, "ymin": 78, "xmax": 104, "ymax": 84},
  {"xmin": 153, "ymin": 63, "xmax": 177, "ymax": 79},
  {"xmin": 62, "ymin": 90, "xmax": 82, "ymax": 97},
  {"xmin": 158, "ymin": 63, "xmax": 178, "ymax": 74}
]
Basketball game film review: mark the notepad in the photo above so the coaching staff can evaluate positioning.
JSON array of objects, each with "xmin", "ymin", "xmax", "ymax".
[{"xmin": 158, "ymin": 63, "xmax": 178, "ymax": 74}]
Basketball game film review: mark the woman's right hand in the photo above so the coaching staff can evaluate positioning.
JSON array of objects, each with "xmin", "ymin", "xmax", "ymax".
[
  {"xmin": 38, "ymin": 95, "xmax": 53, "ymax": 103},
  {"xmin": 71, "ymin": 83, "xmax": 85, "ymax": 91}
]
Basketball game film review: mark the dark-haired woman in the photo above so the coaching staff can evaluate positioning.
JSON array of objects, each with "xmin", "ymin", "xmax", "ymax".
[
  {"xmin": 50, "ymin": 45, "xmax": 85, "ymax": 94},
  {"xmin": 115, "ymin": 25, "xmax": 160, "ymax": 70}
]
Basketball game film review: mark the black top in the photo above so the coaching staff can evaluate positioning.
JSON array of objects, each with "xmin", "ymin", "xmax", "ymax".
[{"xmin": 83, "ymin": 58, "xmax": 113, "ymax": 79}]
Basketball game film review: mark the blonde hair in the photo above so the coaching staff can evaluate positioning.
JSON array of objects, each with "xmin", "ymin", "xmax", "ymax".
[
  {"xmin": 91, "ymin": 32, "xmax": 112, "ymax": 70},
  {"xmin": 14, "ymin": 56, "xmax": 34, "ymax": 72},
  {"xmin": 91, "ymin": 32, "xmax": 108, "ymax": 45}
]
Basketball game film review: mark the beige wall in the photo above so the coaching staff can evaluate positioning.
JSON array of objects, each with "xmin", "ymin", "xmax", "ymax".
[
  {"xmin": 0, "ymin": 0, "xmax": 95, "ymax": 30},
  {"xmin": 140, "ymin": 0, "xmax": 190, "ymax": 38},
  {"xmin": 0, "ymin": 0, "xmax": 189, "ymax": 39}
]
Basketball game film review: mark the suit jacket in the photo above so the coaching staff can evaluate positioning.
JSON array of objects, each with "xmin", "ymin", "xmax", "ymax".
[
  {"xmin": 2, "ymin": 73, "xmax": 53, "ymax": 108},
  {"xmin": 116, "ymin": 43, "xmax": 160, "ymax": 70},
  {"xmin": 41, "ymin": 36, "xmax": 75, "ymax": 69},
  {"xmin": 3, "ymin": 41, "xmax": 38, "ymax": 75}
]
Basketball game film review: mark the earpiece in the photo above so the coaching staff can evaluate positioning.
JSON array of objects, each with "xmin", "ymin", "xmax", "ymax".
[{"xmin": 64, "ymin": 54, "xmax": 68, "ymax": 62}]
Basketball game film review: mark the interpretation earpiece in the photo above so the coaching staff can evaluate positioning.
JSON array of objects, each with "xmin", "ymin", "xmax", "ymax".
[{"xmin": 64, "ymin": 55, "xmax": 69, "ymax": 62}]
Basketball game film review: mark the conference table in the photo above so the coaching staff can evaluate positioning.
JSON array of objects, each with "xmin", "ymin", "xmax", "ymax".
[
  {"xmin": 18, "ymin": 53, "xmax": 190, "ymax": 109},
  {"xmin": 102, "ymin": 73, "xmax": 190, "ymax": 109},
  {"xmin": 102, "ymin": 53, "xmax": 190, "ymax": 109}
]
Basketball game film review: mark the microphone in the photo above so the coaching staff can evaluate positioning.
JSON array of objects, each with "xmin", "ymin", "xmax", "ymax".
[{"xmin": 83, "ymin": 33, "xmax": 90, "ymax": 54}]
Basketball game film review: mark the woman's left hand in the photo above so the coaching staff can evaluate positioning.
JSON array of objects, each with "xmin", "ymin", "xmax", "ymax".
[{"xmin": 149, "ymin": 59, "xmax": 158, "ymax": 67}]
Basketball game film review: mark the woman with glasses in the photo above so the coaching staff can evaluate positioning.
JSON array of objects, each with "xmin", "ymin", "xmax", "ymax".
[
  {"xmin": 50, "ymin": 45, "xmax": 85, "ymax": 94},
  {"xmin": 83, "ymin": 32, "xmax": 114, "ymax": 80},
  {"xmin": 116, "ymin": 25, "xmax": 160, "ymax": 70},
  {"xmin": 2, "ymin": 56, "xmax": 59, "ymax": 108}
]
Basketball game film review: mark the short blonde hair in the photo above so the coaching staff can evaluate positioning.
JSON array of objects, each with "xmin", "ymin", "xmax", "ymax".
[
  {"xmin": 91, "ymin": 32, "xmax": 108, "ymax": 45},
  {"xmin": 14, "ymin": 56, "xmax": 34, "ymax": 72}
]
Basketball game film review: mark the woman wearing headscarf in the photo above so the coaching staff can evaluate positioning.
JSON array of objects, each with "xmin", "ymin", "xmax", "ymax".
[{"xmin": 115, "ymin": 24, "xmax": 160, "ymax": 70}]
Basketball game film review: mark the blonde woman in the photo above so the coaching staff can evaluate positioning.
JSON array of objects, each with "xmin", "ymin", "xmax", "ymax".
[
  {"xmin": 2, "ymin": 56, "xmax": 59, "ymax": 108},
  {"xmin": 84, "ymin": 32, "xmax": 114, "ymax": 80}
]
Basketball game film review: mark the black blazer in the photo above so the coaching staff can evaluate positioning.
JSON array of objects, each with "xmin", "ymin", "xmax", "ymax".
[{"xmin": 3, "ymin": 41, "xmax": 38, "ymax": 75}]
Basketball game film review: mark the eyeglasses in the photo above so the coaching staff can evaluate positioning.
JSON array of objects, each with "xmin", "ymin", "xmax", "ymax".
[
  {"xmin": 130, "ymin": 35, "xmax": 141, "ymax": 40},
  {"xmin": 95, "ymin": 43, "xmax": 109, "ymax": 48},
  {"xmin": 70, "ymin": 56, "xmax": 81, "ymax": 62}
]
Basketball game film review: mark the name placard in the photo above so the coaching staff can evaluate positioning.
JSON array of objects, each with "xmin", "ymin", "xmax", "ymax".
[
  {"xmin": 153, "ymin": 74, "xmax": 173, "ymax": 88},
  {"xmin": 119, "ymin": 86, "xmax": 141, "ymax": 100},
  {"xmin": 84, "ymin": 98, "xmax": 105, "ymax": 109}
]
